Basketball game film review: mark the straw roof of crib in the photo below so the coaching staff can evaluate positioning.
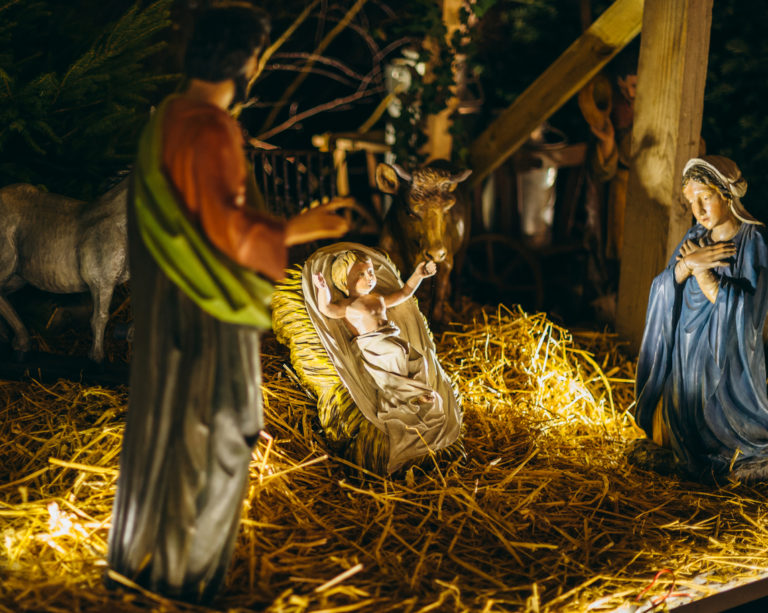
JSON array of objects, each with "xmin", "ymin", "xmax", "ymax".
[{"xmin": 3, "ymin": 302, "xmax": 768, "ymax": 612}]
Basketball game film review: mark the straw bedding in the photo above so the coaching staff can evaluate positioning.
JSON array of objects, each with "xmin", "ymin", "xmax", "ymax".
[{"xmin": 3, "ymin": 302, "xmax": 768, "ymax": 612}]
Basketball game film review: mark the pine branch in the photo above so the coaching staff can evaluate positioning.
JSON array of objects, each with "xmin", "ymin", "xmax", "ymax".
[{"xmin": 0, "ymin": 0, "xmax": 175, "ymax": 198}]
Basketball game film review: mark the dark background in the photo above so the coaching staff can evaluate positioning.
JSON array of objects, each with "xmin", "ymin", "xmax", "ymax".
[
  {"xmin": 1, "ymin": 0, "xmax": 765, "ymax": 208},
  {"xmin": 1, "ymin": 0, "xmax": 766, "ymax": 330}
]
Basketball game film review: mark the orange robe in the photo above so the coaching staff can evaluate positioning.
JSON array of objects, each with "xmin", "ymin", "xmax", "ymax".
[{"xmin": 162, "ymin": 97, "xmax": 287, "ymax": 280}]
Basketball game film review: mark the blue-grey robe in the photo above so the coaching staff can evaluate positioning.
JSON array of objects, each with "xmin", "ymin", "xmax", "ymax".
[{"xmin": 635, "ymin": 223, "xmax": 768, "ymax": 478}]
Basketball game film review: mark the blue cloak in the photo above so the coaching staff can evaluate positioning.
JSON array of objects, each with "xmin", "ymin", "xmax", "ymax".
[{"xmin": 635, "ymin": 222, "xmax": 768, "ymax": 477}]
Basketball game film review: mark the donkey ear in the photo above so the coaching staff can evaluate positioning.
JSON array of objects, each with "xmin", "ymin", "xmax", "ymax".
[{"xmin": 375, "ymin": 163, "xmax": 399, "ymax": 194}]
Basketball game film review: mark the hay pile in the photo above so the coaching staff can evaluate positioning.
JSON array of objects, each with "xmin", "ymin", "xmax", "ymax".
[{"xmin": 3, "ymin": 303, "xmax": 768, "ymax": 612}]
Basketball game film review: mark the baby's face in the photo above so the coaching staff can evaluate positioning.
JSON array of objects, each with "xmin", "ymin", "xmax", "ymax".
[{"xmin": 349, "ymin": 258, "xmax": 376, "ymax": 295}]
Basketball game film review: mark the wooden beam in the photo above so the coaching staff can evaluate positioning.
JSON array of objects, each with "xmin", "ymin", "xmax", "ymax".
[
  {"xmin": 616, "ymin": 0, "xmax": 713, "ymax": 351},
  {"xmin": 468, "ymin": 0, "xmax": 642, "ymax": 186}
]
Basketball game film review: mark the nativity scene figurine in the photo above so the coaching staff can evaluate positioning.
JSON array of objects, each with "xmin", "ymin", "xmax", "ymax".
[
  {"xmin": 272, "ymin": 243, "xmax": 464, "ymax": 475},
  {"xmin": 314, "ymin": 250, "xmax": 443, "ymax": 428},
  {"xmin": 107, "ymin": 5, "xmax": 351, "ymax": 604},
  {"xmin": 632, "ymin": 155, "xmax": 768, "ymax": 483},
  {"xmin": 0, "ymin": 179, "xmax": 129, "ymax": 362},
  {"xmin": 375, "ymin": 160, "xmax": 472, "ymax": 323}
]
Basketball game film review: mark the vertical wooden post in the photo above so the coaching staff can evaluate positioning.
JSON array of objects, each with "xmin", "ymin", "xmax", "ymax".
[
  {"xmin": 616, "ymin": 0, "xmax": 713, "ymax": 351},
  {"xmin": 333, "ymin": 147, "xmax": 350, "ymax": 197}
]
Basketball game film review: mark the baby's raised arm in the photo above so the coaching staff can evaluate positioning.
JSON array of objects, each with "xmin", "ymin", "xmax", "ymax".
[
  {"xmin": 313, "ymin": 273, "xmax": 348, "ymax": 319},
  {"xmin": 384, "ymin": 261, "xmax": 437, "ymax": 307}
]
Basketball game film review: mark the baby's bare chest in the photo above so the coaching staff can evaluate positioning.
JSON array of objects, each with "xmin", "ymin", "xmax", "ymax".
[{"xmin": 349, "ymin": 294, "xmax": 386, "ymax": 318}]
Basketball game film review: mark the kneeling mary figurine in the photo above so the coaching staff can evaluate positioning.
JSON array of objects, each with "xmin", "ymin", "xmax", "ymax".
[{"xmin": 634, "ymin": 155, "xmax": 768, "ymax": 482}]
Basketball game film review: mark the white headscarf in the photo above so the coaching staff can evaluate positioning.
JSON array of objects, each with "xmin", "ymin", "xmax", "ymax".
[{"xmin": 683, "ymin": 155, "xmax": 761, "ymax": 225}]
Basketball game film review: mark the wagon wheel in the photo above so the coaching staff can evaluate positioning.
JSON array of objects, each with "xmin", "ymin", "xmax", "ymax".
[{"xmin": 466, "ymin": 233, "xmax": 544, "ymax": 309}]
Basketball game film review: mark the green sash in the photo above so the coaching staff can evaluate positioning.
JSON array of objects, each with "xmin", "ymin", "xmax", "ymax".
[{"xmin": 133, "ymin": 96, "xmax": 274, "ymax": 329}]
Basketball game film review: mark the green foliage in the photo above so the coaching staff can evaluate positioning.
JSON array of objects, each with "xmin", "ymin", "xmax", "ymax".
[
  {"xmin": 382, "ymin": 0, "xmax": 585, "ymax": 166},
  {"xmin": 0, "ymin": 0, "xmax": 177, "ymax": 200},
  {"xmin": 372, "ymin": 0, "xmax": 455, "ymax": 166}
]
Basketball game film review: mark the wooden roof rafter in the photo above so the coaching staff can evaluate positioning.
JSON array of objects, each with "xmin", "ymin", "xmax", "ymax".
[{"xmin": 468, "ymin": 0, "xmax": 643, "ymax": 186}]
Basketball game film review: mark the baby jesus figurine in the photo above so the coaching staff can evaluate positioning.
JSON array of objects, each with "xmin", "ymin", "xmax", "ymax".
[{"xmin": 313, "ymin": 250, "xmax": 444, "ymax": 423}]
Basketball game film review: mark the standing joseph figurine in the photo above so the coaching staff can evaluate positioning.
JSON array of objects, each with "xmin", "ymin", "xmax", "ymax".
[
  {"xmin": 107, "ymin": 4, "xmax": 349, "ymax": 603},
  {"xmin": 633, "ymin": 155, "xmax": 768, "ymax": 482}
]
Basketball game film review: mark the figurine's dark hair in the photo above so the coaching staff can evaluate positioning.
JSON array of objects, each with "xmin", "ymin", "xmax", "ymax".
[
  {"xmin": 682, "ymin": 165, "xmax": 732, "ymax": 201},
  {"xmin": 611, "ymin": 38, "xmax": 640, "ymax": 81},
  {"xmin": 184, "ymin": 3, "xmax": 270, "ymax": 82}
]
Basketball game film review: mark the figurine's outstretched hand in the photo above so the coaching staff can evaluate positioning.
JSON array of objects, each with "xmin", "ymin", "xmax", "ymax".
[
  {"xmin": 414, "ymin": 261, "xmax": 437, "ymax": 278},
  {"xmin": 313, "ymin": 272, "xmax": 328, "ymax": 290},
  {"xmin": 285, "ymin": 201, "xmax": 353, "ymax": 246},
  {"xmin": 387, "ymin": 260, "xmax": 437, "ymax": 308},
  {"xmin": 312, "ymin": 272, "xmax": 346, "ymax": 319},
  {"xmin": 324, "ymin": 196, "xmax": 357, "ymax": 211}
]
